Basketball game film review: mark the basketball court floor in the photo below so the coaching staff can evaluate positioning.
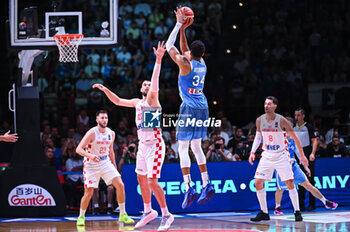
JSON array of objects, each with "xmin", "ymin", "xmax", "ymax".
[{"xmin": 1, "ymin": 207, "xmax": 349, "ymax": 232}]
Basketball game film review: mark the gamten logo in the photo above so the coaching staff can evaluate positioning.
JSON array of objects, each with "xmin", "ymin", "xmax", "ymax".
[{"xmin": 8, "ymin": 184, "xmax": 56, "ymax": 206}]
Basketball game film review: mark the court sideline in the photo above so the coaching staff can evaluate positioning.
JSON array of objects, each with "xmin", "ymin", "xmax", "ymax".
[{"xmin": 1, "ymin": 207, "xmax": 349, "ymax": 232}]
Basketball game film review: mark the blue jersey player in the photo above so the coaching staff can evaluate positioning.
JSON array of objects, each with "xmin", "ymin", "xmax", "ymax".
[
  {"xmin": 274, "ymin": 117, "xmax": 338, "ymax": 215},
  {"xmin": 166, "ymin": 7, "xmax": 215, "ymax": 209}
]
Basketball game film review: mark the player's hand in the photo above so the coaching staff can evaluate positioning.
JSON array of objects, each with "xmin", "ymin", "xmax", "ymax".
[
  {"xmin": 90, "ymin": 154, "xmax": 100, "ymax": 162},
  {"xmin": 309, "ymin": 153, "xmax": 315, "ymax": 161},
  {"xmin": 175, "ymin": 6, "xmax": 186, "ymax": 24},
  {"xmin": 248, "ymin": 153, "xmax": 255, "ymax": 165},
  {"xmin": 92, "ymin": 84, "xmax": 107, "ymax": 92},
  {"xmin": 304, "ymin": 165, "xmax": 311, "ymax": 177},
  {"xmin": 153, "ymin": 41, "xmax": 166, "ymax": 59},
  {"xmin": 300, "ymin": 155, "xmax": 309, "ymax": 167},
  {"xmin": 181, "ymin": 17, "xmax": 194, "ymax": 30},
  {"xmin": 1, "ymin": 130, "xmax": 18, "ymax": 142}
]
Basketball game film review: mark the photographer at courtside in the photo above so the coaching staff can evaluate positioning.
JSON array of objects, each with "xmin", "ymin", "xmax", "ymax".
[
  {"xmin": 206, "ymin": 136, "xmax": 235, "ymax": 162},
  {"xmin": 118, "ymin": 142, "xmax": 137, "ymax": 171}
]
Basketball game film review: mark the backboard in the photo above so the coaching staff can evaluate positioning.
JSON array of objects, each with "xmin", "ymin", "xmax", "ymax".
[{"xmin": 9, "ymin": 0, "xmax": 119, "ymax": 49}]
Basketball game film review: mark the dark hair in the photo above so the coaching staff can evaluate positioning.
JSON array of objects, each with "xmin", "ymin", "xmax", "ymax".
[
  {"xmin": 96, "ymin": 110, "xmax": 108, "ymax": 117},
  {"xmin": 142, "ymin": 80, "xmax": 151, "ymax": 85},
  {"xmin": 190, "ymin": 40, "xmax": 205, "ymax": 58},
  {"xmin": 295, "ymin": 107, "xmax": 305, "ymax": 115},
  {"xmin": 332, "ymin": 136, "xmax": 340, "ymax": 140},
  {"xmin": 266, "ymin": 96, "xmax": 278, "ymax": 105},
  {"xmin": 214, "ymin": 136, "xmax": 225, "ymax": 144},
  {"xmin": 210, "ymin": 132, "xmax": 217, "ymax": 137},
  {"xmin": 45, "ymin": 146, "xmax": 55, "ymax": 152}
]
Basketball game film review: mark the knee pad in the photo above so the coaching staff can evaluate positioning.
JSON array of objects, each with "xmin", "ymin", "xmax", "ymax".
[
  {"xmin": 178, "ymin": 140, "xmax": 191, "ymax": 168},
  {"xmin": 190, "ymin": 139, "xmax": 206, "ymax": 165}
]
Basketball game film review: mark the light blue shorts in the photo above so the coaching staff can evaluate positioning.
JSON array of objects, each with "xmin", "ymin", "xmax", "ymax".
[
  {"xmin": 176, "ymin": 105, "xmax": 209, "ymax": 141},
  {"xmin": 276, "ymin": 159, "xmax": 307, "ymax": 190}
]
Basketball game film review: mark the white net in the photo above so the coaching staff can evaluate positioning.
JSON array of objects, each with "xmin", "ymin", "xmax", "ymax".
[{"xmin": 53, "ymin": 34, "xmax": 83, "ymax": 63}]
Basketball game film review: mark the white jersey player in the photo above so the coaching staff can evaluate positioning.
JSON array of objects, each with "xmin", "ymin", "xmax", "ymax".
[
  {"xmin": 76, "ymin": 110, "xmax": 134, "ymax": 226},
  {"xmin": 93, "ymin": 42, "xmax": 174, "ymax": 231},
  {"xmin": 248, "ymin": 96, "xmax": 309, "ymax": 222}
]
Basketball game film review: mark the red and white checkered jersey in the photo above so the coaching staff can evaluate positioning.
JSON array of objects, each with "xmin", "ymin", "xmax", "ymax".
[
  {"xmin": 84, "ymin": 126, "xmax": 113, "ymax": 167},
  {"xmin": 135, "ymin": 99, "xmax": 162, "ymax": 143},
  {"xmin": 260, "ymin": 113, "xmax": 288, "ymax": 155}
]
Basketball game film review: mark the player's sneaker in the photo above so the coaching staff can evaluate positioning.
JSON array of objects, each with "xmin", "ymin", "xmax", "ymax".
[
  {"xmin": 250, "ymin": 210, "xmax": 270, "ymax": 222},
  {"xmin": 157, "ymin": 213, "xmax": 174, "ymax": 231},
  {"xmin": 118, "ymin": 226, "xmax": 134, "ymax": 230},
  {"xmin": 197, "ymin": 183, "xmax": 215, "ymax": 204},
  {"xmin": 182, "ymin": 187, "xmax": 199, "ymax": 209},
  {"xmin": 134, "ymin": 209, "xmax": 158, "ymax": 229},
  {"xmin": 118, "ymin": 213, "xmax": 135, "ymax": 224},
  {"xmin": 325, "ymin": 200, "xmax": 338, "ymax": 210},
  {"xmin": 274, "ymin": 207, "xmax": 284, "ymax": 215},
  {"xmin": 76, "ymin": 216, "xmax": 85, "ymax": 226},
  {"xmin": 76, "ymin": 225, "xmax": 85, "ymax": 231},
  {"xmin": 294, "ymin": 210, "xmax": 303, "ymax": 221}
]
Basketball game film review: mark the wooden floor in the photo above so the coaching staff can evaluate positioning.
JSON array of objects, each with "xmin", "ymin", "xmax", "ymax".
[{"xmin": 1, "ymin": 209, "xmax": 350, "ymax": 232}]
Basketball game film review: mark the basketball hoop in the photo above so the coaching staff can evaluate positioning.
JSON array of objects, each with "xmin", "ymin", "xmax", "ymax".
[{"xmin": 53, "ymin": 34, "xmax": 83, "ymax": 62}]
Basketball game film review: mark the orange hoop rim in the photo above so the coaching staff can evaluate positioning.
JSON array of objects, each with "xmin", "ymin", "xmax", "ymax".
[
  {"xmin": 53, "ymin": 34, "xmax": 84, "ymax": 40},
  {"xmin": 54, "ymin": 34, "xmax": 83, "ymax": 62}
]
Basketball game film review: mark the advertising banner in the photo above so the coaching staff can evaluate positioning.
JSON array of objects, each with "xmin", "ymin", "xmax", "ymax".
[
  {"xmin": 8, "ymin": 184, "xmax": 56, "ymax": 206},
  {"xmin": 0, "ymin": 166, "xmax": 66, "ymax": 217},
  {"xmin": 123, "ymin": 158, "xmax": 350, "ymax": 214}
]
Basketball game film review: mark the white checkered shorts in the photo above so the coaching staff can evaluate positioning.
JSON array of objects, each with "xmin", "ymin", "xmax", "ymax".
[{"xmin": 136, "ymin": 137, "xmax": 165, "ymax": 179}]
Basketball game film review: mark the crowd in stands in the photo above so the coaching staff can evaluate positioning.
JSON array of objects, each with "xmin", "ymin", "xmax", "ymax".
[{"xmin": 213, "ymin": 0, "xmax": 350, "ymax": 123}]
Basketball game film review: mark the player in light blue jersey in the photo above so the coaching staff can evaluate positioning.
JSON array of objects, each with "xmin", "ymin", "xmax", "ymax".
[
  {"xmin": 165, "ymin": 7, "xmax": 215, "ymax": 209},
  {"xmin": 274, "ymin": 117, "xmax": 338, "ymax": 215}
]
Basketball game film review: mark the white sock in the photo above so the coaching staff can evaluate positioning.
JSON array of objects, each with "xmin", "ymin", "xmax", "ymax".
[
  {"xmin": 256, "ymin": 189, "xmax": 268, "ymax": 214},
  {"xmin": 275, "ymin": 203, "xmax": 281, "ymax": 209},
  {"xmin": 108, "ymin": 203, "xmax": 112, "ymax": 208},
  {"xmin": 144, "ymin": 202, "xmax": 152, "ymax": 213},
  {"xmin": 119, "ymin": 203, "xmax": 126, "ymax": 214},
  {"xmin": 79, "ymin": 209, "xmax": 86, "ymax": 217},
  {"xmin": 183, "ymin": 174, "xmax": 192, "ymax": 191},
  {"xmin": 320, "ymin": 196, "xmax": 326, "ymax": 204},
  {"xmin": 289, "ymin": 188, "xmax": 300, "ymax": 212},
  {"xmin": 201, "ymin": 172, "xmax": 209, "ymax": 188},
  {"xmin": 161, "ymin": 206, "xmax": 170, "ymax": 216},
  {"xmin": 94, "ymin": 204, "xmax": 99, "ymax": 208}
]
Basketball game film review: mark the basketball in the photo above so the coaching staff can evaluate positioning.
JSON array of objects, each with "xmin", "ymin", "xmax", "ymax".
[{"xmin": 182, "ymin": 6, "xmax": 194, "ymax": 19}]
